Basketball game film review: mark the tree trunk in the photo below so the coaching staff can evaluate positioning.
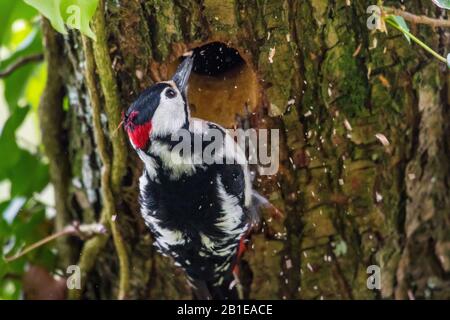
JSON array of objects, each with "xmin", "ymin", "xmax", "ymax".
[{"xmin": 39, "ymin": 0, "xmax": 450, "ymax": 299}]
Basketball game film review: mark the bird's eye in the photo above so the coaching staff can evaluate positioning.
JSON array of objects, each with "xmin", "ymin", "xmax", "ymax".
[{"xmin": 165, "ymin": 88, "xmax": 177, "ymax": 99}]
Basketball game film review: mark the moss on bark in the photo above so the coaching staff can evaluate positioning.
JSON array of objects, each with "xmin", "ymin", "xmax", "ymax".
[{"xmin": 46, "ymin": 0, "xmax": 450, "ymax": 299}]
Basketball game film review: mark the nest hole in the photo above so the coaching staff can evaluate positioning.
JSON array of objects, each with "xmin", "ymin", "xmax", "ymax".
[
  {"xmin": 191, "ymin": 42, "xmax": 245, "ymax": 76},
  {"xmin": 169, "ymin": 42, "xmax": 259, "ymax": 127}
]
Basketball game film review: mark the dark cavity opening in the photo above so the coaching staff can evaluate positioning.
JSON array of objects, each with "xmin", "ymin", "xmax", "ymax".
[
  {"xmin": 169, "ymin": 41, "xmax": 257, "ymax": 127},
  {"xmin": 190, "ymin": 42, "xmax": 245, "ymax": 76}
]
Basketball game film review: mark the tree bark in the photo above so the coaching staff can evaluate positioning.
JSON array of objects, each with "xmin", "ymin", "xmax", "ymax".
[{"xmin": 40, "ymin": 0, "xmax": 449, "ymax": 299}]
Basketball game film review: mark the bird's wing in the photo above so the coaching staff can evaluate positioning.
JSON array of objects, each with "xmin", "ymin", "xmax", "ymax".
[
  {"xmin": 138, "ymin": 169, "xmax": 160, "ymax": 231},
  {"xmin": 191, "ymin": 118, "xmax": 252, "ymax": 206}
]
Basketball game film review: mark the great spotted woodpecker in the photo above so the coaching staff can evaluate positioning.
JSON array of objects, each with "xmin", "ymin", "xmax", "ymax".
[{"xmin": 123, "ymin": 54, "xmax": 265, "ymax": 299}]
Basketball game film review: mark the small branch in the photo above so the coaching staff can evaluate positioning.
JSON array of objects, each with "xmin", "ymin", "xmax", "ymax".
[
  {"xmin": 385, "ymin": 18, "xmax": 448, "ymax": 64},
  {"xmin": 384, "ymin": 7, "xmax": 450, "ymax": 28},
  {"xmin": 0, "ymin": 53, "xmax": 44, "ymax": 78},
  {"xmin": 4, "ymin": 222, "xmax": 107, "ymax": 263},
  {"xmin": 81, "ymin": 31, "xmax": 130, "ymax": 300},
  {"xmin": 67, "ymin": 37, "xmax": 111, "ymax": 300},
  {"xmin": 38, "ymin": 19, "xmax": 73, "ymax": 268},
  {"xmin": 91, "ymin": 0, "xmax": 127, "ymax": 194}
]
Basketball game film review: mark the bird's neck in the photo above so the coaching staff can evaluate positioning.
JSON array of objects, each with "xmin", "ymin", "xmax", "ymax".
[{"xmin": 140, "ymin": 122, "xmax": 201, "ymax": 180}]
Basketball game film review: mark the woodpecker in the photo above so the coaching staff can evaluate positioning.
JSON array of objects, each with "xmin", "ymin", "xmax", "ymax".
[{"xmin": 123, "ymin": 54, "xmax": 265, "ymax": 300}]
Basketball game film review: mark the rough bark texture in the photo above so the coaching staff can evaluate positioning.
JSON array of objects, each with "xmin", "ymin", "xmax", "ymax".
[{"xmin": 39, "ymin": 0, "xmax": 449, "ymax": 299}]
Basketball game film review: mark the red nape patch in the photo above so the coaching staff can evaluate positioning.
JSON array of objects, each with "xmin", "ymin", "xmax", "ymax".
[{"xmin": 129, "ymin": 121, "xmax": 152, "ymax": 149}]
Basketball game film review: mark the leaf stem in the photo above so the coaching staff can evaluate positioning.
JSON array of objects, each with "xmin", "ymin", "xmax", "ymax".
[
  {"xmin": 4, "ymin": 223, "xmax": 106, "ymax": 263},
  {"xmin": 383, "ymin": 7, "xmax": 450, "ymax": 28},
  {"xmin": 385, "ymin": 18, "xmax": 447, "ymax": 64},
  {"xmin": 4, "ymin": 228, "xmax": 74, "ymax": 263}
]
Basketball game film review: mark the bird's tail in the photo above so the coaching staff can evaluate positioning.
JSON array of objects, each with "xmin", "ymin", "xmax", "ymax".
[
  {"xmin": 248, "ymin": 189, "xmax": 283, "ymax": 224},
  {"xmin": 191, "ymin": 273, "xmax": 241, "ymax": 300}
]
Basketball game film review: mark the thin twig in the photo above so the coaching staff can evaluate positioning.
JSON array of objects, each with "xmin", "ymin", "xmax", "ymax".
[
  {"xmin": 384, "ymin": 7, "xmax": 450, "ymax": 28},
  {"xmin": 4, "ymin": 222, "xmax": 107, "ymax": 262},
  {"xmin": 386, "ymin": 19, "xmax": 448, "ymax": 64},
  {"xmin": 91, "ymin": 0, "xmax": 127, "ymax": 194},
  {"xmin": 88, "ymin": 0, "xmax": 130, "ymax": 299},
  {"xmin": 81, "ymin": 33, "xmax": 130, "ymax": 300},
  {"xmin": 0, "ymin": 53, "xmax": 44, "ymax": 78}
]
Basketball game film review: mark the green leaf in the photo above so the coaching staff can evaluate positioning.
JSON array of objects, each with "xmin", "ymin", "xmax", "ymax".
[
  {"xmin": 388, "ymin": 15, "xmax": 411, "ymax": 43},
  {"xmin": 61, "ymin": 0, "xmax": 99, "ymax": 40},
  {"xmin": 432, "ymin": 0, "xmax": 450, "ymax": 9},
  {"xmin": 447, "ymin": 53, "xmax": 450, "ymax": 69},
  {"xmin": 1, "ymin": 28, "xmax": 42, "ymax": 110},
  {"xmin": 0, "ymin": 106, "xmax": 30, "ymax": 181},
  {"xmin": 13, "ymin": 205, "xmax": 46, "ymax": 242},
  {"xmin": 0, "ymin": 1, "xmax": 37, "ymax": 47},
  {"xmin": 0, "ymin": 105, "xmax": 30, "ymax": 139},
  {"xmin": 10, "ymin": 150, "xmax": 49, "ymax": 197},
  {"xmin": 0, "ymin": 0, "xmax": 16, "ymax": 46},
  {"xmin": 23, "ymin": 0, "xmax": 99, "ymax": 40},
  {"xmin": 25, "ymin": 63, "xmax": 47, "ymax": 110},
  {"xmin": 1, "ymin": 201, "xmax": 54, "ymax": 284},
  {"xmin": 0, "ymin": 201, "xmax": 13, "ymax": 237},
  {"xmin": 0, "ymin": 279, "xmax": 21, "ymax": 300},
  {"xmin": 23, "ymin": 0, "xmax": 67, "ymax": 35},
  {"xmin": 2, "ymin": 198, "xmax": 26, "ymax": 225}
]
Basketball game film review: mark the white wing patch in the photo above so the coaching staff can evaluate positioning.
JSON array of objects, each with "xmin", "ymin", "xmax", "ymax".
[
  {"xmin": 215, "ymin": 176, "xmax": 247, "ymax": 238},
  {"xmin": 194, "ymin": 118, "xmax": 252, "ymax": 208},
  {"xmin": 200, "ymin": 232, "xmax": 215, "ymax": 250},
  {"xmin": 155, "ymin": 227, "xmax": 185, "ymax": 250}
]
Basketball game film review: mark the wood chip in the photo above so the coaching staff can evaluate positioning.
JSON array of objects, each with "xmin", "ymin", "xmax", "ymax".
[
  {"xmin": 375, "ymin": 133, "xmax": 390, "ymax": 146},
  {"xmin": 378, "ymin": 75, "xmax": 391, "ymax": 88},
  {"xmin": 344, "ymin": 119, "xmax": 353, "ymax": 131},
  {"xmin": 268, "ymin": 47, "xmax": 276, "ymax": 64},
  {"xmin": 353, "ymin": 43, "xmax": 362, "ymax": 57},
  {"xmin": 375, "ymin": 192, "xmax": 383, "ymax": 203},
  {"xmin": 285, "ymin": 259, "xmax": 293, "ymax": 270}
]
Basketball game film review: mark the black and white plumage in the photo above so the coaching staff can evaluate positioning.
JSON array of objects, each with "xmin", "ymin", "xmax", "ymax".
[{"xmin": 123, "ymin": 54, "xmax": 260, "ymax": 300}]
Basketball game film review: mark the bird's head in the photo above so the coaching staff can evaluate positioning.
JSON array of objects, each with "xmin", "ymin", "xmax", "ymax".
[{"xmin": 123, "ymin": 54, "xmax": 194, "ymax": 151}]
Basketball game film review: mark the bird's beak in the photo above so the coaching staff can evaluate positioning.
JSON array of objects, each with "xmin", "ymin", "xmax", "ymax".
[{"xmin": 172, "ymin": 53, "xmax": 194, "ymax": 95}]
